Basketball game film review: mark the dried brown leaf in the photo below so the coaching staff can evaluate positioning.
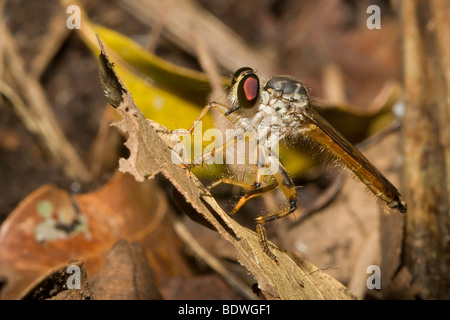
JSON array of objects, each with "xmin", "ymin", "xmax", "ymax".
[
  {"xmin": 90, "ymin": 239, "xmax": 162, "ymax": 300},
  {"xmin": 19, "ymin": 260, "xmax": 95, "ymax": 300},
  {"xmin": 0, "ymin": 171, "xmax": 190, "ymax": 299}
]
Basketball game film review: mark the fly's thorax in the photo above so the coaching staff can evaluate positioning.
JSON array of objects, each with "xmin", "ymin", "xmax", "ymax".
[
  {"xmin": 264, "ymin": 75, "xmax": 310, "ymax": 103},
  {"xmin": 257, "ymin": 97, "xmax": 307, "ymax": 136},
  {"xmin": 260, "ymin": 75, "xmax": 311, "ymax": 132}
]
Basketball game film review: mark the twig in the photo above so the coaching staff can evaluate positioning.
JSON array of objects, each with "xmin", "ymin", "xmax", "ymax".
[
  {"xmin": 173, "ymin": 219, "xmax": 256, "ymax": 300},
  {"xmin": 381, "ymin": 0, "xmax": 450, "ymax": 299},
  {"xmin": 0, "ymin": 16, "xmax": 92, "ymax": 182},
  {"xmin": 29, "ymin": 10, "xmax": 71, "ymax": 78}
]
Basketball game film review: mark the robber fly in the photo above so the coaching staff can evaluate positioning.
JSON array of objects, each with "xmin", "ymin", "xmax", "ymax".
[{"xmin": 180, "ymin": 67, "xmax": 407, "ymax": 264}]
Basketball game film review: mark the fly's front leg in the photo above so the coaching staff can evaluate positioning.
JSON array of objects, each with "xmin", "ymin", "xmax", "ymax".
[
  {"xmin": 177, "ymin": 102, "xmax": 241, "ymax": 171},
  {"xmin": 188, "ymin": 102, "xmax": 241, "ymax": 134},
  {"xmin": 255, "ymin": 155, "xmax": 297, "ymax": 264},
  {"xmin": 207, "ymin": 177, "xmax": 256, "ymax": 192},
  {"xmin": 253, "ymin": 143, "xmax": 265, "ymax": 188}
]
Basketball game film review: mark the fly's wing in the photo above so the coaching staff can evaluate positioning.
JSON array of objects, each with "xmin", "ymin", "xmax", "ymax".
[{"xmin": 301, "ymin": 107, "xmax": 406, "ymax": 213}]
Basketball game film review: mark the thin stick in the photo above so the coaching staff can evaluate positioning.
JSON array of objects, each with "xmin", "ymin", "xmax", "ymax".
[
  {"xmin": 0, "ymin": 17, "xmax": 92, "ymax": 182},
  {"xmin": 173, "ymin": 219, "xmax": 257, "ymax": 300}
]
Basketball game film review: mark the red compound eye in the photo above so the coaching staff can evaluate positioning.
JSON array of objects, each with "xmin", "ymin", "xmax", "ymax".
[
  {"xmin": 243, "ymin": 76, "xmax": 259, "ymax": 101},
  {"xmin": 236, "ymin": 72, "xmax": 260, "ymax": 109}
]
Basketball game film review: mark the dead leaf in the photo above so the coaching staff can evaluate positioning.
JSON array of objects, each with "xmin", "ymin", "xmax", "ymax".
[
  {"xmin": 89, "ymin": 239, "xmax": 162, "ymax": 300},
  {"xmin": 0, "ymin": 171, "xmax": 192, "ymax": 299},
  {"xmin": 19, "ymin": 260, "xmax": 95, "ymax": 300}
]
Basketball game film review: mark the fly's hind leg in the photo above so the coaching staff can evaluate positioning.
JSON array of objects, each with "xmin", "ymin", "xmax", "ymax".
[
  {"xmin": 255, "ymin": 155, "xmax": 297, "ymax": 264},
  {"xmin": 207, "ymin": 152, "xmax": 297, "ymax": 264}
]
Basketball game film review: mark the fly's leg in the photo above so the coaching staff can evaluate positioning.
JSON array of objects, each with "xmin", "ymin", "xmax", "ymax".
[
  {"xmin": 205, "ymin": 176, "xmax": 279, "ymax": 215},
  {"xmin": 177, "ymin": 102, "xmax": 240, "ymax": 171},
  {"xmin": 253, "ymin": 145, "xmax": 265, "ymax": 188},
  {"xmin": 197, "ymin": 135, "xmax": 238, "ymax": 166},
  {"xmin": 207, "ymin": 177, "xmax": 256, "ymax": 191},
  {"xmin": 227, "ymin": 157, "xmax": 277, "ymax": 215},
  {"xmin": 187, "ymin": 102, "xmax": 240, "ymax": 134},
  {"xmin": 206, "ymin": 162, "xmax": 264, "ymax": 193},
  {"xmin": 206, "ymin": 141, "xmax": 277, "ymax": 215},
  {"xmin": 229, "ymin": 183, "xmax": 278, "ymax": 215},
  {"xmin": 255, "ymin": 155, "xmax": 297, "ymax": 264}
]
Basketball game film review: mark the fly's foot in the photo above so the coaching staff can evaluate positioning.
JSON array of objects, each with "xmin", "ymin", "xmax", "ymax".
[{"xmin": 256, "ymin": 221, "xmax": 279, "ymax": 265}]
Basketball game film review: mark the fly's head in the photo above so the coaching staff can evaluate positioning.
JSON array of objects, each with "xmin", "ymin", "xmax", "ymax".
[{"xmin": 226, "ymin": 67, "xmax": 261, "ymax": 117}]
